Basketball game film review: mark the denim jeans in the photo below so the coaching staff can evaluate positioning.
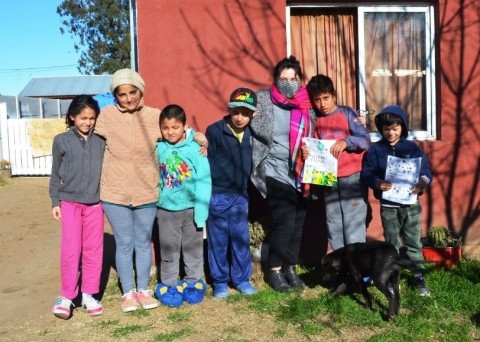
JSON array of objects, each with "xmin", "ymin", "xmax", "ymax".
[
  {"xmin": 102, "ymin": 202, "xmax": 157, "ymax": 294},
  {"xmin": 380, "ymin": 202, "xmax": 424, "ymax": 271}
]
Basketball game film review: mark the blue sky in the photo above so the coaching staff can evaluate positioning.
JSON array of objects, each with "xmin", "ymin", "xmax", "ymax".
[{"xmin": 0, "ymin": 1, "xmax": 81, "ymax": 96}]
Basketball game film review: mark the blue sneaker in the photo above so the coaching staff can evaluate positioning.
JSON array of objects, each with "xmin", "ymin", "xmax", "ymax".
[
  {"xmin": 213, "ymin": 283, "xmax": 229, "ymax": 299},
  {"xmin": 236, "ymin": 282, "xmax": 257, "ymax": 295},
  {"xmin": 413, "ymin": 276, "xmax": 431, "ymax": 297},
  {"xmin": 180, "ymin": 279, "xmax": 207, "ymax": 304},
  {"xmin": 155, "ymin": 283, "xmax": 184, "ymax": 307},
  {"xmin": 363, "ymin": 276, "xmax": 373, "ymax": 286}
]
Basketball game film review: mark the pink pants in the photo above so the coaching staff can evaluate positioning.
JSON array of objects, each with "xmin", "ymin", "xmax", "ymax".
[{"xmin": 60, "ymin": 201, "xmax": 104, "ymax": 299}]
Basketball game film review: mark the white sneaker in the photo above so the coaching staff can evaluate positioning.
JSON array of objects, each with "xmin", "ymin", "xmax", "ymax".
[
  {"xmin": 82, "ymin": 294, "xmax": 103, "ymax": 316},
  {"xmin": 52, "ymin": 296, "xmax": 72, "ymax": 319}
]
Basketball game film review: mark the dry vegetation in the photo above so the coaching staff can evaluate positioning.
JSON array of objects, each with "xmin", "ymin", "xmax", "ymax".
[{"xmin": 1, "ymin": 178, "xmax": 478, "ymax": 342}]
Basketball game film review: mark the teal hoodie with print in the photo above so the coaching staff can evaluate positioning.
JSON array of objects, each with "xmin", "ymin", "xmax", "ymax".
[{"xmin": 156, "ymin": 130, "xmax": 212, "ymax": 228}]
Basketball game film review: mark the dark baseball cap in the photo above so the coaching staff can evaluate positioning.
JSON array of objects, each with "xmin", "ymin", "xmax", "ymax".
[{"xmin": 228, "ymin": 87, "xmax": 257, "ymax": 111}]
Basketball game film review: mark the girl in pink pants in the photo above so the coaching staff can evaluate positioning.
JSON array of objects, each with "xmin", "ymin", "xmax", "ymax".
[{"xmin": 49, "ymin": 95, "xmax": 105, "ymax": 319}]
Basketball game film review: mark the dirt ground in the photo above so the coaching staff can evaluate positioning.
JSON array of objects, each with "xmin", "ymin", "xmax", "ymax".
[
  {"xmin": 0, "ymin": 177, "xmax": 385, "ymax": 342},
  {"xmin": 0, "ymin": 178, "xmax": 64, "ymax": 340},
  {"xmin": 0, "ymin": 178, "xmax": 284, "ymax": 341}
]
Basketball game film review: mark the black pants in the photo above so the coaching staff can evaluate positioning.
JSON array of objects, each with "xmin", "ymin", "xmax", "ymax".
[{"xmin": 265, "ymin": 177, "xmax": 308, "ymax": 268}]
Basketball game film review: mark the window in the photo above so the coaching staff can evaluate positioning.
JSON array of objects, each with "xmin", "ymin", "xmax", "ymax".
[{"xmin": 288, "ymin": 4, "xmax": 437, "ymax": 140}]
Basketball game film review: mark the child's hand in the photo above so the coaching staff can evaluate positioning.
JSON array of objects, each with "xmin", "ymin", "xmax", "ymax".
[
  {"xmin": 199, "ymin": 141, "xmax": 208, "ymax": 156},
  {"xmin": 301, "ymin": 145, "xmax": 310, "ymax": 160},
  {"xmin": 330, "ymin": 140, "xmax": 347, "ymax": 158},
  {"xmin": 412, "ymin": 178, "xmax": 427, "ymax": 194},
  {"xmin": 355, "ymin": 116, "xmax": 367, "ymax": 127},
  {"xmin": 378, "ymin": 180, "xmax": 392, "ymax": 191},
  {"xmin": 194, "ymin": 132, "xmax": 208, "ymax": 156},
  {"xmin": 52, "ymin": 206, "xmax": 61, "ymax": 221}
]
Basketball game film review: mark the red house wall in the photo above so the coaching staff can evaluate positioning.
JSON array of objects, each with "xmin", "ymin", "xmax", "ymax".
[
  {"xmin": 137, "ymin": 0, "xmax": 286, "ymax": 131},
  {"xmin": 137, "ymin": 0, "xmax": 480, "ymax": 259}
]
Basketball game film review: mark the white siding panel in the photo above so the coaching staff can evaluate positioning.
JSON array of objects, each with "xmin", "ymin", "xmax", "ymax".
[{"xmin": 6, "ymin": 119, "xmax": 52, "ymax": 176}]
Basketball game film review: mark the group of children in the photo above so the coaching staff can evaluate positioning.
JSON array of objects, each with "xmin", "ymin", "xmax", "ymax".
[{"xmin": 49, "ymin": 73, "xmax": 431, "ymax": 319}]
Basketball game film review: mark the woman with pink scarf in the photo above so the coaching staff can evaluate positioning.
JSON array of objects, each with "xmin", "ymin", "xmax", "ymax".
[{"xmin": 250, "ymin": 56, "xmax": 314, "ymax": 292}]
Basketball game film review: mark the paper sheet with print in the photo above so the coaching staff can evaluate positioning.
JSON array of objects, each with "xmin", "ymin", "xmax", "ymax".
[{"xmin": 382, "ymin": 155, "xmax": 421, "ymax": 205}]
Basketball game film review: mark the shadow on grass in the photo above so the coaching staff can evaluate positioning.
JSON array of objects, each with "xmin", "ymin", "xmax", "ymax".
[
  {"xmin": 99, "ymin": 232, "xmax": 117, "ymax": 299},
  {"xmin": 472, "ymin": 312, "xmax": 480, "ymax": 327},
  {"xmin": 70, "ymin": 232, "xmax": 117, "ymax": 306}
]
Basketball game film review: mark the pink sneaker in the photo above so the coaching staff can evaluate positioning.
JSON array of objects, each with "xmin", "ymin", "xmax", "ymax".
[
  {"xmin": 121, "ymin": 290, "xmax": 139, "ymax": 313},
  {"xmin": 136, "ymin": 289, "xmax": 159, "ymax": 310}
]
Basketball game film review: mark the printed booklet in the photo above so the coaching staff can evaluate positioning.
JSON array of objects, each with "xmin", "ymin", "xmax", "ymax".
[{"xmin": 301, "ymin": 137, "xmax": 338, "ymax": 186}]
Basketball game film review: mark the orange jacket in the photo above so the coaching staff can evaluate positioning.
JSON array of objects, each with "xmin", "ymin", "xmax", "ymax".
[{"xmin": 95, "ymin": 104, "xmax": 161, "ymax": 206}]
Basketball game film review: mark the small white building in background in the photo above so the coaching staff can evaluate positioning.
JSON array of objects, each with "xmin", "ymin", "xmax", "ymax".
[{"xmin": 0, "ymin": 74, "xmax": 113, "ymax": 173}]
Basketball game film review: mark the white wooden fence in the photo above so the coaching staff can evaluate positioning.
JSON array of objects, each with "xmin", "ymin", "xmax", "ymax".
[{"xmin": 1, "ymin": 102, "xmax": 54, "ymax": 176}]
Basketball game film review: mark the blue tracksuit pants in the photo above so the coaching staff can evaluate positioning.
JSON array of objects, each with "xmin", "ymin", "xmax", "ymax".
[{"xmin": 207, "ymin": 193, "xmax": 252, "ymax": 287}]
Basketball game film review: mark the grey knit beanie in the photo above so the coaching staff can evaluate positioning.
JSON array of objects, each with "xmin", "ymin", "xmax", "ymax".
[{"xmin": 110, "ymin": 68, "xmax": 145, "ymax": 94}]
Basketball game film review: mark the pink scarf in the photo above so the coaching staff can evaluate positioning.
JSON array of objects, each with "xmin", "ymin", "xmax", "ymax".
[{"xmin": 270, "ymin": 84, "xmax": 312, "ymax": 195}]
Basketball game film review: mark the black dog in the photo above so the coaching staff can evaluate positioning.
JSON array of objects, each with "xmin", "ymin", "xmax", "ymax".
[{"xmin": 321, "ymin": 241, "xmax": 421, "ymax": 321}]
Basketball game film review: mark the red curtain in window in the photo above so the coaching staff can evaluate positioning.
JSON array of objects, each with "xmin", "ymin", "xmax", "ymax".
[{"xmin": 290, "ymin": 9, "xmax": 357, "ymax": 109}]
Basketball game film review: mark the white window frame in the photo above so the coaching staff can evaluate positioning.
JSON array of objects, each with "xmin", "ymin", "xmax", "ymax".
[{"xmin": 286, "ymin": 4, "xmax": 437, "ymax": 141}]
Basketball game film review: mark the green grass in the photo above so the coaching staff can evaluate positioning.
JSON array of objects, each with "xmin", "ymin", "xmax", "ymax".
[
  {"xmin": 166, "ymin": 311, "xmax": 191, "ymax": 323},
  {"xmin": 221, "ymin": 326, "xmax": 246, "ymax": 341},
  {"xmin": 103, "ymin": 273, "xmax": 121, "ymax": 297},
  {"xmin": 96, "ymin": 258, "xmax": 479, "ymax": 340},
  {"xmin": 38, "ymin": 329, "xmax": 49, "ymax": 336},
  {"xmin": 273, "ymin": 326, "xmax": 288, "ymax": 338},
  {"xmin": 111, "ymin": 324, "xmax": 151, "ymax": 338},
  {"xmin": 241, "ymin": 258, "xmax": 480, "ymax": 340},
  {"xmin": 127, "ymin": 308, "xmax": 151, "ymax": 317},
  {"xmin": 95, "ymin": 319, "xmax": 120, "ymax": 329},
  {"xmin": 152, "ymin": 328, "xmax": 194, "ymax": 341}
]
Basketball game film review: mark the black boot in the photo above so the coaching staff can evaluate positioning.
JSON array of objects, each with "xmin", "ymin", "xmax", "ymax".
[
  {"xmin": 269, "ymin": 270, "xmax": 292, "ymax": 292},
  {"xmin": 283, "ymin": 265, "xmax": 305, "ymax": 289}
]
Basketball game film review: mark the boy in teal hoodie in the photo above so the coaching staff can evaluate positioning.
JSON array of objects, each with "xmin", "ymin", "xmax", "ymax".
[{"xmin": 155, "ymin": 104, "xmax": 212, "ymax": 307}]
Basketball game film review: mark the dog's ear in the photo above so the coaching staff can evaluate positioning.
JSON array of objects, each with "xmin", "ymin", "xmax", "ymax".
[
  {"xmin": 322, "ymin": 254, "xmax": 342, "ymax": 271},
  {"xmin": 320, "ymin": 256, "xmax": 327, "ymax": 267},
  {"xmin": 331, "ymin": 258, "xmax": 342, "ymax": 270},
  {"xmin": 321, "ymin": 255, "xmax": 333, "ymax": 272},
  {"xmin": 320, "ymin": 263, "xmax": 338, "ymax": 284}
]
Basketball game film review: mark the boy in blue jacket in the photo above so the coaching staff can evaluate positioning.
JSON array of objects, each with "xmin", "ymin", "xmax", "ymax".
[
  {"xmin": 206, "ymin": 88, "xmax": 257, "ymax": 298},
  {"xmin": 360, "ymin": 105, "xmax": 432, "ymax": 296},
  {"xmin": 155, "ymin": 104, "xmax": 212, "ymax": 307}
]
